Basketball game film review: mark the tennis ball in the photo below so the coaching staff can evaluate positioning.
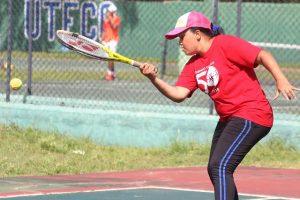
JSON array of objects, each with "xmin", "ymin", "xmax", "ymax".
[{"xmin": 10, "ymin": 78, "xmax": 22, "ymax": 90}]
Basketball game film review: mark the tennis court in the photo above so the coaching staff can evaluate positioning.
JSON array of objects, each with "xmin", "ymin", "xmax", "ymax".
[
  {"xmin": 1, "ymin": 1, "xmax": 300, "ymax": 200},
  {"xmin": 0, "ymin": 189, "xmax": 293, "ymax": 200},
  {"xmin": 0, "ymin": 167, "xmax": 299, "ymax": 200}
]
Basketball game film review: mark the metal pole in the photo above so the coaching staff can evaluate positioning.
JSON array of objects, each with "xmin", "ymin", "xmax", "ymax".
[
  {"xmin": 23, "ymin": 0, "xmax": 33, "ymax": 103},
  {"xmin": 160, "ymin": 39, "xmax": 167, "ymax": 79},
  {"xmin": 27, "ymin": 0, "xmax": 33, "ymax": 96},
  {"xmin": 212, "ymin": 0, "xmax": 219, "ymax": 24},
  {"xmin": 6, "ymin": 0, "xmax": 13, "ymax": 102},
  {"xmin": 209, "ymin": 0, "xmax": 220, "ymax": 115},
  {"xmin": 236, "ymin": 0, "xmax": 242, "ymax": 37}
]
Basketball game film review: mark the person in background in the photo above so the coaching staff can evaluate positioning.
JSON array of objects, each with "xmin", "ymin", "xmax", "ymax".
[
  {"xmin": 138, "ymin": 11, "xmax": 299, "ymax": 200},
  {"xmin": 100, "ymin": 2, "xmax": 121, "ymax": 81}
]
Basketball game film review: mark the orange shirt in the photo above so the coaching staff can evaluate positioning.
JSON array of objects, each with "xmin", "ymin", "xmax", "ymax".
[{"xmin": 102, "ymin": 15, "xmax": 121, "ymax": 42}]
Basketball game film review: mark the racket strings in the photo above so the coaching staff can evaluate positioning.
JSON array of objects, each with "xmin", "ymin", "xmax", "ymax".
[{"xmin": 58, "ymin": 33, "xmax": 109, "ymax": 59}]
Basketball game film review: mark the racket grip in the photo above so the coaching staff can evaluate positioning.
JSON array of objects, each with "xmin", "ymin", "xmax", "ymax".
[
  {"xmin": 132, "ymin": 61, "xmax": 158, "ymax": 74},
  {"xmin": 132, "ymin": 61, "xmax": 142, "ymax": 68}
]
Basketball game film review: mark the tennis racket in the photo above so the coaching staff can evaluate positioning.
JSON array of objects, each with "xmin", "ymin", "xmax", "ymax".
[{"xmin": 56, "ymin": 30, "xmax": 142, "ymax": 68}]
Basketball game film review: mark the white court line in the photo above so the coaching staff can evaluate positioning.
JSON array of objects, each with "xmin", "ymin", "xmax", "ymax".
[
  {"xmin": 147, "ymin": 186, "xmax": 300, "ymax": 200},
  {"xmin": 0, "ymin": 186, "xmax": 299, "ymax": 200},
  {"xmin": 0, "ymin": 186, "xmax": 148, "ymax": 199},
  {"xmin": 250, "ymin": 42, "xmax": 300, "ymax": 50}
]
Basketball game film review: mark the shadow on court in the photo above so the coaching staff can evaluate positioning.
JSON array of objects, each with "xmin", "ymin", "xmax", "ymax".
[{"xmin": 0, "ymin": 167, "xmax": 299, "ymax": 200}]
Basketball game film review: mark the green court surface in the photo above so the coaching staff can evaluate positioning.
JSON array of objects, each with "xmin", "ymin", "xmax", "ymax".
[
  {"xmin": 1, "ymin": 167, "xmax": 299, "ymax": 200},
  {"xmin": 0, "ymin": 188, "xmax": 296, "ymax": 200}
]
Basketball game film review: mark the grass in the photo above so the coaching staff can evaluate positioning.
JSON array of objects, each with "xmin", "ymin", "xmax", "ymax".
[
  {"xmin": 1, "ymin": 68, "xmax": 146, "ymax": 82},
  {"xmin": 0, "ymin": 124, "xmax": 300, "ymax": 177},
  {"xmin": 1, "ymin": 51, "xmax": 164, "ymax": 63}
]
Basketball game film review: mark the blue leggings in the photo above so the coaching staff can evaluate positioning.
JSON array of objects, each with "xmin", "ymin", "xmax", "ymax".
[{"xmin": 207, "ymin": 117, "xmax": 271, "ymax": 200}]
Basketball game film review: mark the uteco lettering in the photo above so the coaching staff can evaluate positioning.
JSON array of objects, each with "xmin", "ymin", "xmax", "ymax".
[{"xmin": 24, "ymin": 0, "xmax": 111, "ymax": 41}]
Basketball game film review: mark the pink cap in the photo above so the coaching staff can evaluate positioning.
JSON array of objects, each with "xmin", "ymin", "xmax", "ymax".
[{"xmin": 165, "ymin": 11, "xmax": 212, "ymax": 40}]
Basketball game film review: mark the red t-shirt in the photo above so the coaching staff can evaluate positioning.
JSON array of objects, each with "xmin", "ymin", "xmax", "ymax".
[{"xmin": 176, "ymin": 35, "xmax": 273, "ymax": 127}]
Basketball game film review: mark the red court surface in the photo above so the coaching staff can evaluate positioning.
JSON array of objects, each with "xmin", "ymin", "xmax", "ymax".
[{"xmin": 0, "ymin": 166, "xmax": 299, "ymax": 199}]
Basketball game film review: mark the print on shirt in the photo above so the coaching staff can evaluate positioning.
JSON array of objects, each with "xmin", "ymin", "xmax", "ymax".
[{"xmin": 195, "ymin": 62, "xmax": 219, "ymax": 95}]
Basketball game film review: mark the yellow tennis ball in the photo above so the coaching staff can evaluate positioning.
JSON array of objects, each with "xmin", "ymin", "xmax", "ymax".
[{"xmin": 10, "ymin": 78, "xmax": 22, "ymax": 90}]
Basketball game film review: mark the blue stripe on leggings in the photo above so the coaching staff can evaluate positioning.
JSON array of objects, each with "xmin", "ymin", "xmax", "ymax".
[
  {"xmin": 222, "ymin": 121, "xmax": 252, "ymax": 199},
  {"xmin": 218, "ymin": 120, "xmax": 249, "ymax": 200}
]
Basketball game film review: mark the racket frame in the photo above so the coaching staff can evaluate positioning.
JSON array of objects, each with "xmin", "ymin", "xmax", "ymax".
[{"xmin": 56, "ymin": 30, "xmax": 141, "ymax": 68}]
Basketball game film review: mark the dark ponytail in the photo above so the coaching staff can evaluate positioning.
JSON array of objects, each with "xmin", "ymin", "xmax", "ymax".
[
  {"xmin": 190, "ymin": 24, "xmax": 224, "ymax": 38},
  {"xmin": 211, "ymin": 24, "xmax": 224, "ymax": 36}
]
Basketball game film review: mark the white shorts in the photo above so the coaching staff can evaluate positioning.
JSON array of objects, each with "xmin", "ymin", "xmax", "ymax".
[{"xmin": 102, "ymin": 40, "xmax": 118, "ymax": 52}]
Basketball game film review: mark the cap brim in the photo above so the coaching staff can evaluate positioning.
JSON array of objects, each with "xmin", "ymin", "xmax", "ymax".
[{"xmin": 165, "ymin": 27, "xmax": 189, "ymax": 40}]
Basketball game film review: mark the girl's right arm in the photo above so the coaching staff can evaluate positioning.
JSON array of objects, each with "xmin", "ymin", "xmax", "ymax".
[{"xmin": 139, "ymin": 63, "xmax": 191, "ymax": 103}]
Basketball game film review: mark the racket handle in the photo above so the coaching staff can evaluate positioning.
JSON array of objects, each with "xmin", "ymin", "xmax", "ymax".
[
  {"xmin": 132, "ymin": 61, "xmax": 158, "ymax": 74},
  {"xmin": 132, "ymin": 60, "xmax": 142, "ymax": 68}
]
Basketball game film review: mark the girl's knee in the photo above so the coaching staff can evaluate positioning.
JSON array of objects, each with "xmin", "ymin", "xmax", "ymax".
[{"xmin": 207, "ymin": 161, "xmax": 220, "ymax": 180}]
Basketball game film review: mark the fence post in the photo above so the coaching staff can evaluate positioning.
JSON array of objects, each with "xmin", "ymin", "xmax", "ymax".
[
  {"xmin": 212, "ymin": 0, "xmax": 219, "ymax": 24},
  {"xmin": 6, "ymin": 0, "xmax": 13, "ymax": 102},
  {"xmin": 160, "ymin": 39, "xmax": 168, "ymax": 79},
  {"xmin": 236, "ymin": 0, "xmax": 242, "ymax": 37},
  {"xmin": 23, "ymin": 0, "xmax": 33, "ymax": 104},
  {"xmin": 27, "ymin": 0, "xmax": 33, "ymax": 96},
  {"xmin": 209, "ymin": 0, "xmax": 220, "ymax": 115}
]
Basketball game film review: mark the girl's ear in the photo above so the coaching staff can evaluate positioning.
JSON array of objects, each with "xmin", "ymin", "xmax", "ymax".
[{"xmin": 195, "ymin": 30, "xmax": 201, "ymax": 41}]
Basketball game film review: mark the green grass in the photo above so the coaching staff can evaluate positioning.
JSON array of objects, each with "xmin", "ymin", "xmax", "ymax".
[
  {"xmin": 1, "ymin": 68, "xmax": 146, "ymax": 81},
  {"xmin": 1, "ymin": 51, "xmax": 162, "ymax": 63},
  {"xmin": 0, "ymin": 124, "xmax": 300, "ymax": 177}
]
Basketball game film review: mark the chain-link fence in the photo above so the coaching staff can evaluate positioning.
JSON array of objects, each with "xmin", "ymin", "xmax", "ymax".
[{"xmin": 0, "ymin": 0, "xmax": 299, "ymax": 120}]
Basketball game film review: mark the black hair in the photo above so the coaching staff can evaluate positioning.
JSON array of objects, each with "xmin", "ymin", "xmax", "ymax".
[{"xmin": 190, "ymin": 23, "xmax": 224, "ymax": 37}]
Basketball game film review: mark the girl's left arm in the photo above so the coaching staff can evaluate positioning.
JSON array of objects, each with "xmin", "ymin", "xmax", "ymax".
[{"xmin": 256, "ymin": 49, "xmax": 300, "ymax": 100}]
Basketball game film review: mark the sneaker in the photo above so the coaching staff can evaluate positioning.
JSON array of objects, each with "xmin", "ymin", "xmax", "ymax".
[{"xmin": 105, "ymin": 71, "xmax": 116, "ymax": 81}]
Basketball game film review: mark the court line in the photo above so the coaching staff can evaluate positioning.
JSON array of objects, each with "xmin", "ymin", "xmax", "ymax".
[
  {"xmin": 250, "ymin": 42, "xmax": 300, "ymax": 50},
  {"xmin": 0, "ymin": 186, "xmax": 149, "ymax": 199},
  {"xmin": 147, "ymin": 186, "xmax": 300, "ymax": 200},
  {"xmin": 1, "ymin": 185, "xmax": 299, "ymax": 200}
]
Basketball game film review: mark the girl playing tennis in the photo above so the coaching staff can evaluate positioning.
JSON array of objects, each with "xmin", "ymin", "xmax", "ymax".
[{"xmin": 139, "ymin": 11, "xmax": 299, "ymax": 200}]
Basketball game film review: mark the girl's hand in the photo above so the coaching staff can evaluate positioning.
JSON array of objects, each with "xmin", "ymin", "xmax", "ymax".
[
  {"xmin": 139, "ymin": 63, "xmax": 158, "ymax": 81},
  {"xmin": 273, "ymin": 79, "xmax": 300, "ymax": 100}
]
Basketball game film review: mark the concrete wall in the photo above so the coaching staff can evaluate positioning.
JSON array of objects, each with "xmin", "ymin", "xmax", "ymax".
[{"xmin": 1, "ymin": 98, "xmax": 299, "ymax": 149}]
